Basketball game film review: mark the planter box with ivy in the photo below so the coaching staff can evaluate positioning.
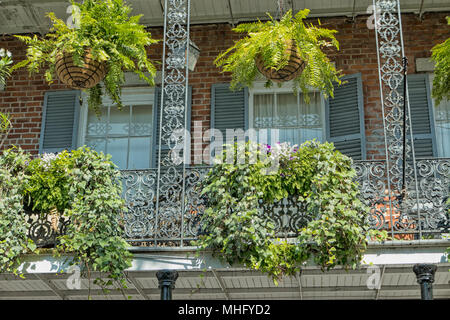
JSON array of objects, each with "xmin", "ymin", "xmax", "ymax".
[
  {"xmin": 0, "ymin": 147, "xmax": 132, "ymax": 292},
  {"xmin": 196, "ymin": 141, "xmax": 387, "ymax": 282}
]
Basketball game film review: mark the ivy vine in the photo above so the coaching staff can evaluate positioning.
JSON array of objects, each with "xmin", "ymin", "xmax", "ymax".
[
  {"xmin": 196, "ymin": 141, "xmax": 387, "ymax": 282},
  {"xmin": 0, "ymin": 147, "xmax": 132, "ymax": 295}
]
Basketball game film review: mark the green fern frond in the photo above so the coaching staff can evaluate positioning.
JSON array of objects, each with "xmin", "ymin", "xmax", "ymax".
[{"xmin": 214, "ymin": 9, "xmax": 341, "ymax": 100}]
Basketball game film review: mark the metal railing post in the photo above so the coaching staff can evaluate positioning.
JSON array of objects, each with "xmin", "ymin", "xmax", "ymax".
[
  {"xmin": 413, "ymin": 264, "xmax": 437, "ymax": 300},
  {"xmin": 156, "ymin": 270, "xmax": 179, "ymax": 300}
]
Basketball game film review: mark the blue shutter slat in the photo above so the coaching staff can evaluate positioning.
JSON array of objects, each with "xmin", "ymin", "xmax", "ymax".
[
  {"xmin": 406, "ymin": 74, "xmax": 437, "ymax": 158},
  {"xmin": 40, "ymin": 90, "xmax": 80, "ymax": 154},
  {"xmin": 211, "ymin": 84, "xmax": 248, "ymax": 137},
  {"xmin": 326, "ymin": 73, "xmax": 366, "ymax": 160}
]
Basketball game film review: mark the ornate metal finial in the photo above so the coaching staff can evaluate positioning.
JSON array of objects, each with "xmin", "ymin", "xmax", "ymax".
[
  {"xmin": 413, "ymin": 264, "xmax": 437, "ymax": 300},
  {"xmin": 156, "ymin": 270, "xmax": 179, "ymax": 300}
]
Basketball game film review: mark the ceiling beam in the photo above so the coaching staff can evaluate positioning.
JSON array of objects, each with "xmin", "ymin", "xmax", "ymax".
[
  {"xmin": 227, "ymin": 0, "xmax": 234, "ymax": 27},
  {"xmin": 418, "ymin": 0, "xmax": 425, "ymax": 20},
  {"xmin": 34, "ymin": 273, "xmax": 65, "ymax": 300},
  {"xmin": 212, "ymin": 269, "xmax": 230, "ymax": 300},
  {"xmin": 127, "ymin": 273, "xmax": 150, "ymax": 300},
  {"xmin": 295, "ymin": 272, "xmax": 303, "ymax": 300},
  {"xmin": 375, "ymin": 265, "xmax": 386, "ymax": 300}
]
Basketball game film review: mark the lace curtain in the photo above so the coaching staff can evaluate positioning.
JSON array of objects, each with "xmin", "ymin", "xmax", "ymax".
[{"xmin": 253, "ymin": 92, "xmax": 323, "ymax": 146}]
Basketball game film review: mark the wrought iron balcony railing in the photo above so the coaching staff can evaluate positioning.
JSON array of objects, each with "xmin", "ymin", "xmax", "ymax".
[{"xmin": 26, "ymin": 158, "xmax": 450, "ymax": 248}]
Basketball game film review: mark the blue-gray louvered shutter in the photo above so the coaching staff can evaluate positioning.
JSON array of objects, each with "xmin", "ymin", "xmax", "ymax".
[
  {"xmin": 406, "ymin": 74, "xmax": 437, "ymax": 158},
  {"xmin": 152, "ymin": 86, "xmax": 192, "ymax": 167},
  {"xmin": 39, "ymin": 90, "xmax": 80, "ymax": 153},
  {"xmin": 325, "ymin": 73, "xmax": 366, "ymax": 160},
  {"xmin": 211, "ymin": 83, "xmax": 248, "ymax": 141}
]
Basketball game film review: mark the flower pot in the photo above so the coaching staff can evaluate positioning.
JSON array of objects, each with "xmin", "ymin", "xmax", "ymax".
[
  {"xmin": 255, "ymin": 39, "xmax": 306, "ymax": 83},
  {"xmin": 55, "ymin": 49, "xmax": 107, "ymax": 89}
]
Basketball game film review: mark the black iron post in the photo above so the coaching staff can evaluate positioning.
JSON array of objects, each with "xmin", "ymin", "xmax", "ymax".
[
  {"xmin": 413, "ymin": 264, "xmax": 437, "ymax": 300},
  {"xmin": 156, "ymin": 270, "xmax": 179, "ymax": 300}
]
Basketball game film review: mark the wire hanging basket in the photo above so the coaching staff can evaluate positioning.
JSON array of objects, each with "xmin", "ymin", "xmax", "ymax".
[
  {"xmin": 255, "ymin": 39, "xmax": 306, "ymax": 83},
  {"xmin": 55, "ymin": 49, "xmax": 107, "ymax": 89}
]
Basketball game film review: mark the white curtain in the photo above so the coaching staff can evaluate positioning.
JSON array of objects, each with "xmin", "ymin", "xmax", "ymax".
[{"xmin": 253, "ymin": 92, "xmax": 323, "ymax": 146}]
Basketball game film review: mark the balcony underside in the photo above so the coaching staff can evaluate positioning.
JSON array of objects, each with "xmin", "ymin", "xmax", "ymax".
[{"xmin": 1, "ymin": 240, "xmax": 449, "ymax": 300}]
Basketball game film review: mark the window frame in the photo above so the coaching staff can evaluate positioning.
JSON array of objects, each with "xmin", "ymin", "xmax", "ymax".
[
  {"xmin": 248, "ymin": 81, "xmax": 327, "ymax": 146},
  {"xmin": 77, "ymin": 86, "xmax": 156, "ymax": 170},
  {"xmin": 427, "ymin": 73, "xmax": 449, "ymax": 158}
]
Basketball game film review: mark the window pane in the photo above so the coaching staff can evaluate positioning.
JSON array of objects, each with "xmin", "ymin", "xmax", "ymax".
[
  {"xmin": 253, "ymin": 92, "xmax": 324, "ymax": 147},
  {"xmin": 107, "ymin": 137, "xmax": 128, "ymax": 170},
  {"xmin": 129, "ymin": 137, "xmax": 151, "ymax": 169},
  {"xmin": 276, "ymin": 93, "xmax": 297, "ymax": 127},
  {"xmin": 131, "ymin": 105, "xmax": 153, "ymax": 136},
  {"xmin": 109, "ymin": 106, "xmax": 130, "ymax": 136},
  {"xmin": 85, "ymin": 137, "xmax": 106, "ymax": 154},
  {"xmin": 435, "ymin": 98, "xmax": 450, "ymax": 157},
  {"xmin": 299, "ymin": 93, "xmax": 323, "ymax": 143},
  {"xmin": 254, "ymin": 94, "xmax": 274, "ymax": 128},
  {"xmin": 87, "ymin": 107, "xmax": 108, "ymax": 137}
]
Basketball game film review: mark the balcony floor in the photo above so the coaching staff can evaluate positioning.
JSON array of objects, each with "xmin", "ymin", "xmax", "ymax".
[{"xmin": 1, "ymin": 240, "xmax": 449, "ymax": 300}]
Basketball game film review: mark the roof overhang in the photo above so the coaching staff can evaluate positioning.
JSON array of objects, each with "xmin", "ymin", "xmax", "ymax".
[
  {"xmin": 1, "ymin": 240, "xmax": 449, "ymax": 300},
  {"xmin": 0, "ymin": 0, "xmax": 450, "ymax": 35}
]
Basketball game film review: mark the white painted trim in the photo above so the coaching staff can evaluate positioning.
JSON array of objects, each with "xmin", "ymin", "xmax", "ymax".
[
  {"xmin": 416, "ymin": 57, "xmax": 435, "ymax": 72},
  {"xmin": 15, "ymin": 240, "xmax": 449, "ymax": 273}
]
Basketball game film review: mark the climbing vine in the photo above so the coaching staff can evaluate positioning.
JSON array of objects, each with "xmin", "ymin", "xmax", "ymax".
[
  {"xmin": 196, "ymin": 141, "xmax": 387, "ymax": 282},
  {"xmin": 0, "ymin": 147, "xmax": 132, "ymax": 293},
  {"xmin": 0, "ymin": 148, "xmax": 35, "ymax": 275}
]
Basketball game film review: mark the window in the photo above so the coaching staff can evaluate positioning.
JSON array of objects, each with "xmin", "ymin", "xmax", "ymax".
[
  {"xmin": 250, "ymin": 86, "xmax": 325, "ymax": 146},
  {"xmin": 429, "ymin": 74, "xmax": 450, "ymax": 158},
  {"xmin": 78, "ymin": 87, "xmax": 154, "ymax": 170},
  {"xmin": 211, "ymin": 73, "xmax": 365, "ymax": 160}
]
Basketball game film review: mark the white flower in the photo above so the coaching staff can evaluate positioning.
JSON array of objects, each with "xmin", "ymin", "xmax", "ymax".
[
  {"xmin": 40, "ymin": 152, "xmax": 58, "ymax": 170},
  {"xmin": 0, "ymin": 48, "xmax": 5, "ymax": 57},
  {"xmin": 6, "ymin": 50, "xmax": 12, "ymax": 58}
]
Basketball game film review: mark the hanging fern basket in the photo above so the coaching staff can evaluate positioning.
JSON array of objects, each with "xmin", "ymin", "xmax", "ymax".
[
  {"xmin": 55, "ymin": 49, "xmax": 107, "ymax": 90},
  {"xmin": 255, "ymin": 40, "xmax": 305, "ymax": 83}
]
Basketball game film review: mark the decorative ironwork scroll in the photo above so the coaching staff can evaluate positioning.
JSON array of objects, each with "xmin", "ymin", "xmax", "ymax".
[
  {"xmin": 154, "ymin": 0, "xmax": 191, "ymax": 246},
  {"xmin": 121, "ymin": 167, "xmax": 209, "ymax": 246},
  {"xmin": 25, "ymin": 211, "xmax": 69, "ymax": 248},
  {"xmin": 373, "ymin": 0, "xmax": 423, "ymax": 238}
]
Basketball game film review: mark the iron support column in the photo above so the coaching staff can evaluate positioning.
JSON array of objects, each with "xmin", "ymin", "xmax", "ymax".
[
  {"xmin": 156, "ymin": 270, "xmax": 179, "ymax": 300},
  {"xmin": 413, "ymin": 264, "xmax": 437, "ymax": 300}
]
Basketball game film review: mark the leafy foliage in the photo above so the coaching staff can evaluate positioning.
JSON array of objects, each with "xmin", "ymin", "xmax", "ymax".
[
  {"xmin": 24, "ymin": 152, "xmax": 72, "ymax": 214},
  {"xmin": 431, "ymin": 16, "xmax": 450, "ymax": 105},
  {"xmin": 215, "ymin": 9, "xmax": 342, "ymax": 99},
  {"xmin": 0, "ymin": 147, "xmax": 132, "ymax": 294},
  {"xmin": 0, "ymin": 112, "xmax": 12, "ymax": 150},
  {"xmin": 196, "ymin": 141, "xmax": 386, "ymax": 282},
  {"xmin": 13, "ymin": 0, "xmax": 158, "ymax": 114},
  {"xmin": 0, "ymin": 148, "xmax": 36, "ymax": 274},
  {"xmin": 0, "ymin": 48, "xmax": 13, "ymax": 87}
]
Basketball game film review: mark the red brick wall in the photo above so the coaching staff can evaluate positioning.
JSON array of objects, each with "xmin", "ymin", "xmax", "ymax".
[{"xmin": 1, "ymin": 12, "xmax": 449, "ymax": 160}]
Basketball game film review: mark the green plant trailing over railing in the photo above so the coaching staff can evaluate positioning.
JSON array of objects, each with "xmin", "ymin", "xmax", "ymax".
[
  {"xmin": 196, "ymin": 141, "xmax": 386, "ymax": 282},
  {"xmin": 214, "ymin": 9, "xmax": 341, "ymax": 100},
  {"xmin": 13, "ymin": 0, "xmax": 158, "ymax": 114},
  {"xmin": 0, "ymin": 147, "xmax": 132, "ymax": 294},
  {"xmin": 431, "ymin": 16, "xmax": 450, "ymax": 105},
  {"xmin": 56, "ymin": 148, "xmax": 133, "ymax": 290},
  {"xmin": 0, "ymin": 148, "xmax": 36, "ymax": 275}
]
